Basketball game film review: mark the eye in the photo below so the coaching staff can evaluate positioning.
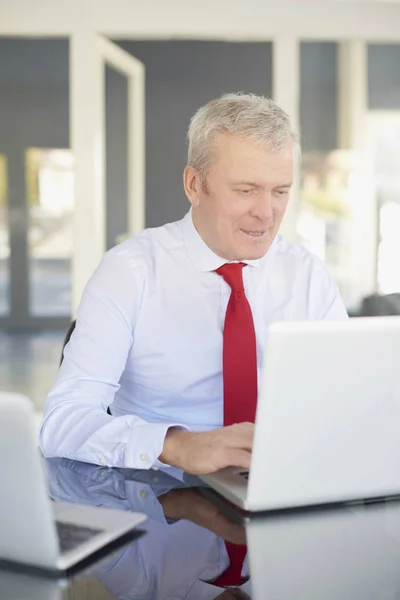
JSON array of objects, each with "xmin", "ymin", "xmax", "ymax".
[
  {"xmin": 236, "ymin": 188, "xmax": 253, "ymax": 196},
  {"xmin": 275, "ymin": 189, "xmax": 289, "ymax": 197}
]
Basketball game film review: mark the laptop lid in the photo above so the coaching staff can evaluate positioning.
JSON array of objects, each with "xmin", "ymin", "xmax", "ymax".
[
  {"xmin": 247, "ymin": 316, "xmax": 400, "ymax": 511},
  {"xmin": 0, "ymin": 393, "xmax": 60, "ymax": 568}
]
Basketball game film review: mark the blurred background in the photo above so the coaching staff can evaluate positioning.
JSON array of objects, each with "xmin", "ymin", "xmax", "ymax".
[{"xmin": 1, "ymin": 0, "xmax": 400, "ymax": 418}]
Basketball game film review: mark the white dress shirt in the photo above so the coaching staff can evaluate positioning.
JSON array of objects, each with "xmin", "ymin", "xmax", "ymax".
[{"xmin": 39, "ymin": 209, "xmax": 347, "ymax": 469}]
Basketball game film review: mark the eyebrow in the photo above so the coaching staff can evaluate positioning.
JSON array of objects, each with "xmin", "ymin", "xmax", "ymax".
[
  {"xmin": 274, "ymin": 183, "xmax": 293, "ymax": 189},
  {"xmin": 231, "ymin": 181, "xmax": 260, "ymax": 187},
  {"xmin": 230, "ymin": 181, "xmax": 293, "ymax": 188}
]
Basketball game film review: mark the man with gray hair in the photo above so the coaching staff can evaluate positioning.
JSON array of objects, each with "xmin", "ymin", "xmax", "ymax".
[{"xmin": 40, "ymin": 93, "xmax": 347, "ymax": 475}]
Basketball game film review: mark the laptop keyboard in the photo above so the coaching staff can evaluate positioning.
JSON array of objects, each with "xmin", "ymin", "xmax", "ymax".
[{"xmin": 55, "ymin": 521, "xmax": 103, "ymax": 554}]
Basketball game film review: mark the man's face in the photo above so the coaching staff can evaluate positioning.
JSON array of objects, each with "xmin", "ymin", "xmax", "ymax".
[{"xmin": 184, "ymin": 133, "xmax": 293, "ymax": 261}]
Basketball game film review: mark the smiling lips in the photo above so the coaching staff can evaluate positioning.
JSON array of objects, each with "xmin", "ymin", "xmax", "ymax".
[{"xmin": 241, "ymin": 229, "xmax": 265, "ymax": 237}]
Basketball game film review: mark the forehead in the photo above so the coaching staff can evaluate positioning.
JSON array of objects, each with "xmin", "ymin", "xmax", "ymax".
[{"xmin": 210, "ymin": 132, "xmax": 293, "ymax": 181}]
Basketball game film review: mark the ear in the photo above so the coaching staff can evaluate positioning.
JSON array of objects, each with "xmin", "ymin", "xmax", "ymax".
[{"xmin": 183, "ymin": 166, "xmax": 201, "ymax": 208}]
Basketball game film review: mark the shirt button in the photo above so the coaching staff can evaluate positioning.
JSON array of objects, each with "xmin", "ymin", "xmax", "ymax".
[
  {"xmin": 152, "ymin": 476, "xmax": 159, "ymax": 483},
  {"xmin": 140, "ymin": 490, "xmax": 148, "ymax": 498},
  {"xmin": 100, "ymin": 458, "xmax": 106, "ymax": 465},
  {"xmin": 139, "ymin": 453, "xmax": 147, "ymax": 462},
  {"xmin": 99, "ymin": 470, "xmax": 105, "ymax": 477}
]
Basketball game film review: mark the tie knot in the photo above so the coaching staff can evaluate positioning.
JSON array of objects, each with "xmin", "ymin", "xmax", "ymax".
[{"xmin": 215, "ymin": 262, "xmax": 246, "ymax": 292}]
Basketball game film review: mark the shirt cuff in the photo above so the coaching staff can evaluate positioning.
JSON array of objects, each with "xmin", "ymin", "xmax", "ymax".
[
  {"xmin": 125, "ymin": 481, "xmax": 168, "ymax": 523},
  {"xmin": 125, "ymin": 422, "xmax": 190, "ymax": 469}
]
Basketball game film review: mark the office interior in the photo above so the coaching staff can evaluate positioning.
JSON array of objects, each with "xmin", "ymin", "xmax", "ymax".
[{"xmin": 1, "ymin": 0, "xmax": 400, "ymax": 423}]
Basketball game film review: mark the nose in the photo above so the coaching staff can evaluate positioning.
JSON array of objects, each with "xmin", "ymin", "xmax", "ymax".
[{"xmin": 249, "ymin": 191, "xmax": 274, "ymax": 223}]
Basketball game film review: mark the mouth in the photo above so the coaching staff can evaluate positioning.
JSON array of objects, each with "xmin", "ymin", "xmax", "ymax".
[{"xmin": 240, "ymin": 229, "xmax": 266, "ymax": 238}]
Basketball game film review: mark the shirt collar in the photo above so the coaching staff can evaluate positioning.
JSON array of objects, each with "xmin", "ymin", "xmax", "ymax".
[{"xmin": 181, "ymin": 208, "xmax": 260, "ymax": 272}]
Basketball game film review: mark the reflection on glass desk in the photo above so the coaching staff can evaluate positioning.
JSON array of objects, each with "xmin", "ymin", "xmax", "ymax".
[{"xmin": 3, "ymin": 458, "xmax": 400, "ymax": 599}]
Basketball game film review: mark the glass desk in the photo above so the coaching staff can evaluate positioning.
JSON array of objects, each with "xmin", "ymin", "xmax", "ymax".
[{"xmin": 3, "ymin": 457, "xmax": 400, "ymax": 599}]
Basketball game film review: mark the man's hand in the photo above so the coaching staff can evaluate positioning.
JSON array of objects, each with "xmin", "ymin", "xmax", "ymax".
[
  {"xmin": 158, "ymin": 423, "xmax": 254, "ymax": 474},
  {"xmin": 158, "ymin": 488, "xmax": 246, "ymax": 545}
]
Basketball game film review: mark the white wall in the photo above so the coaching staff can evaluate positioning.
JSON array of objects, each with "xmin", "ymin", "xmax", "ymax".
[{"xmin": 1, "ymin": 1, "xmax": 400, "ymax": 40}]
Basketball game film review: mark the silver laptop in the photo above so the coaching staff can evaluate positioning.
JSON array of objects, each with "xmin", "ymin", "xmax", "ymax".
[
  {"xmin": 201, "ymin": 316, "xmax": 400, "ymax": 512},
  {"xmin": 0, "ymin": 393, "xmax": 146, "ymax": 574}
]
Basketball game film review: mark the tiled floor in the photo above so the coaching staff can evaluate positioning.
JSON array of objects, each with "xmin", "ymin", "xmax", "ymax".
[{"xmin": 0, "ymin": 330, "xmax": 64, "ymax": 414}]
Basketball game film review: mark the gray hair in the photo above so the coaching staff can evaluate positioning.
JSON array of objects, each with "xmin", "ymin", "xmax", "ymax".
[{"xmin": 187, "ymin": 92, "xmax": 299, "ymax": 182}]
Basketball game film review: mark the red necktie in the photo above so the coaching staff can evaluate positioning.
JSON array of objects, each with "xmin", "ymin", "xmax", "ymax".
[
  {"xmin": 213, "ymin": 542, "xmax": 247, "ymax": 588},
  {"xmin": 216, "ymin": 262, "xmax": 258, "ymax": 425},
  {"xmin": 213, "ymin": 262, "xmax": 257, "ymax": 588}
]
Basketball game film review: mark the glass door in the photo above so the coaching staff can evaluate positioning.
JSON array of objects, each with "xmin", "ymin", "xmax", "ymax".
[
  {"xmin": 0, "ymin": 37, "xmax": 71, "ymax": 331},
  {"xmin": 70, "ymin": 34, "xmax": 145, "ymax": 312},
  {"xmin": 0, "ymin": 35, "xmax": 145, "ymax": 331}
]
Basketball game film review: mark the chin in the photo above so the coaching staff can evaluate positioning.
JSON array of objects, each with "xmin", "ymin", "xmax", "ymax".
[
  {"xmin": 240, "ymin": 239, "xmax": 273, "ymax": 260},
  {"xmin": 245, "ymin": 250, "xmax": 268, "ymax": 260}
]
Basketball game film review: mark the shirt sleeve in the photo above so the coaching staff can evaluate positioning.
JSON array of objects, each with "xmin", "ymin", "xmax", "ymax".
[
  {"xmin": 39, "ymin": 251, "xmax": 188, "ymax": 469},
  {"xmin": 308, "ymin": 259, "xmax": 349, "ymax": 321}
]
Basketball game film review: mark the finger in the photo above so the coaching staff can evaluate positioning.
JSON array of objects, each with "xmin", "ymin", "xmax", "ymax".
[
  {"xmin": 239, "ymin": 421, "xmax": 255, "ymax": 428},
  {"xmin": 223, "ymin": 448, "xmax": 252, "ymax": 470},
  {"xmin": 225, "ymin": 425, "xmax": 254, "ymax": 450},
  {"xmin": 229, "ymin": 421, "xmax": 254, "ymax": 431},
  {"xmin": 230, "ymin": 421, "xmax": 255, "ymax": 433}
]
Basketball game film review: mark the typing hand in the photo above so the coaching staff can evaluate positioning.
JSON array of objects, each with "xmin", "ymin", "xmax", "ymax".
[
  {"xmin": 158, "ymin": 422, "xmax": 254, "ymax": 475},
  {"xmin": 158, "ymin": 488, "xmax": 246, "ymax": 545}
]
